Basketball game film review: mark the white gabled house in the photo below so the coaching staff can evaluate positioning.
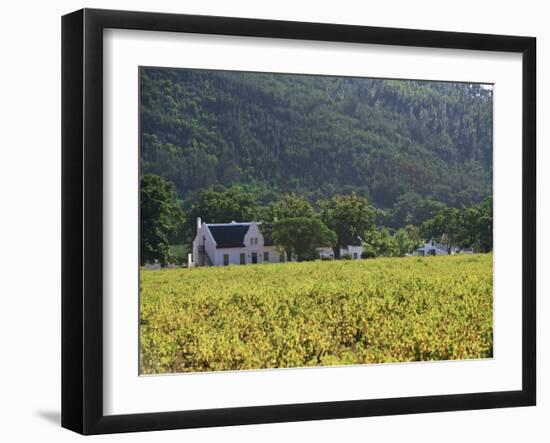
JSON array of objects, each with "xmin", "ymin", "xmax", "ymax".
[
  {"xmin": 192, "ymin": 218, "xmax": 285, "ymax": 267},
  {"xmin": 192, "ymin": 217, "xmax": 366, "ymax": 266}
]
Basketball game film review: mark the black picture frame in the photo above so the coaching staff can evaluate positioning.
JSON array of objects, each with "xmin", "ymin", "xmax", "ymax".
[{"xmin": 62, "ymin": 8, "xmax": 536, "ymax": 435}]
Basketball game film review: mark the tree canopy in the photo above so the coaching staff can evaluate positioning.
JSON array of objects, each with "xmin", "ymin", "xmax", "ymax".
[
  {"xmin": 264, "ymin": 193, "xmax": 316, "ymax": 221},
  {"xmin": 141, "ymin": 68, "xmax": 493, "ymax": 229},
  {"xmin": 271, "ymin": 217, "xmax": 336, "ymax": 261},
  {"xmin": 320, "ymin": 193, "xmax": 376, "ymax": 258},
  {"xmin": 420, "ymin": 197, "xmax": 492, "ymax": 253},
  {"xmin": 140, "ymin": 174, "xmax": 184, "ymax": 265}
]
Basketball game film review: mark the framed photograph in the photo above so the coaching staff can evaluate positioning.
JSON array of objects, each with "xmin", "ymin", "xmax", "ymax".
[{"xmin": 61, "ymin": 8, "xmax": 536, "ymax": 435}]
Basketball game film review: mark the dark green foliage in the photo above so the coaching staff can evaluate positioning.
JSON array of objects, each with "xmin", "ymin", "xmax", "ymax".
[
  {"xmin": 271, "ymin": 217, "xmax": 337, "ymax": 261},
  {"xmin": 264, "ymin": 193, "xmax": 316, "ymax": 221},
  {"xmin": 140, "ymin": 174, "xmax": 185, "ymax": 265},
  {"xmin": 140, "ymin": 68, "xmax": 493, "ymax": 230},
  {"xmin": 169, "ymin": 244, "xmax": 189, "ymax": 265},
  {"xmin": 420, "ymin": 197, "xmax": 493, "ymax": 252},
  {"xmin": 457, "ymin": 196, "xmax": 492, "ymax": 252},
  {"xmin": 184, "ymin": 186, "xmax": 260, "ymax": 241},
  {"xmin": 389, "ymin": 192, "xmax": 447, "ymax": 229},
  {"xmin": 394, "ymin": 225, "xmax": 423, "ymax": 256},
  {"xmin": 320, "ymin": 193, "xmax": 376, "ymax": 258},
  {"xmin": 472, "ymin": 197, "xmax": 493, "ymax": 253},
  {"xmin": 361, "ymin": 247, "xmax": 377, "ymax": 259},
  {"xmin": 420, "ymin": 207, "xmax": 462, "ymax": 253},
  {"xmin": 364, "ymin": 228, "xmax": 399, "ymax": 257}
]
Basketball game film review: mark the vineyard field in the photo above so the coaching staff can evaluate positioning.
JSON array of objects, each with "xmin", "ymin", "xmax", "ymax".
[{"xmin": 140, "ymin": 254, "xmax": 493, "ymax": 374}]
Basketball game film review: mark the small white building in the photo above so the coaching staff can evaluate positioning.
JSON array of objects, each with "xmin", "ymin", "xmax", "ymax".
[
  {"xmin": 415, "ymin": 239, "xmax": 460, "ymax": 256},
  {"xmin": 318, "ymin": 244, "xmax": 363, "ymax": 260},
  {"xmin": 192, "ymin": 218, "xmax": 285, "ymax": 266}
]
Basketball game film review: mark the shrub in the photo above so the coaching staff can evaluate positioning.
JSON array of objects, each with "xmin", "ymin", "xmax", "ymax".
[{"xmin": 361, "ymin": 247, "xmax": 376, "ymax": 259}]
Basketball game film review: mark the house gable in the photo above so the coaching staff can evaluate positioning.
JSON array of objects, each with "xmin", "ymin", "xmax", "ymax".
[{"xmin": 242, "ymin": 222, "xmax": 263, "ymax": 248}]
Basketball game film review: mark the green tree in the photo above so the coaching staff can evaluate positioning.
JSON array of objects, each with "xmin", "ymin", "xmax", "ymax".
[
  {"xmin": 320, "ymin": 193, "xmax": 376, "ymax": 259},
  {"xmin": 420, "ymin": 207, "xmax": 463, "ymax": 253},
  {"xmin": 476, "ymin": 197, "xmax": 493, "ymax": 252},
  {"xmin": 271, "ymin": 217, "xmax": 336, "ymax": 261},
  {"xmin": 394, "ymin": 225, "xmax": 422, "ymax": 256},
  {"xmin": 364, "ymin": 228, "xmax": 399, "ymax": 257},
  {"xmin": 265, "ymin": 193, "xmax": 316, "ymax": 221},
  {"xmin": 460, "ymin": 196, "xmax": 493, "ymax": 252},
  {"xmin": 140, "ymin": 174, "xmax": 184, "ymax": 266}
]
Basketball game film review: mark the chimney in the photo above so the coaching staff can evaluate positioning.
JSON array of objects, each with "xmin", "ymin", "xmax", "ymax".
[{"xmin": 197, "ymin": 217, "xmax": 202, "ymax": 232}]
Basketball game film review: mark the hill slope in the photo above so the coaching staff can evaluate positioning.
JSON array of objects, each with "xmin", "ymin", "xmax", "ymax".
[{"xmin": 140, "ymin": 68, "xmax": 493, "ymax": 225}]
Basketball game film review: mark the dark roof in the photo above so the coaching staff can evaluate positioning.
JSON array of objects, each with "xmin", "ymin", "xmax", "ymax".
[{"xmin": 207, "ymin": 224, "xmax": 250, "ymax": 248}]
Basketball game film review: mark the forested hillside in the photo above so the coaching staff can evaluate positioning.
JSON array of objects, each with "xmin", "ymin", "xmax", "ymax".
[{"xmin": 140, "ymin": 67, "xmax": 492, "ymax": 229}]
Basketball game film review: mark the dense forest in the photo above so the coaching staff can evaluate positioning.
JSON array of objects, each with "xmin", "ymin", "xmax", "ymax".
[{"xmin": 139, "ymin": 67, "xmax": 493, "ymax": 257}]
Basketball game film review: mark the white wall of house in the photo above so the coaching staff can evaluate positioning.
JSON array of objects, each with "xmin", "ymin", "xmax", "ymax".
[
  {"xmin": 214, "ymin": 245, "xmax": 283, "ymax": 266},
  {"xmin": 192, "ymin": 219, "xmax": 286, "ymax": 266},
  {"xmin": 341, "ymin": 245, "xmax": 363, "ymax": 259},
  {"xmin": 318, "ymin": 245, "xmax": 363, "ymax": 259},
  {"xmin": 414, "ymin": 240, "xmax": 460, "ymax": 256},
  {"xmin": 192, "ymin": 217, "xmax": 219, "ymax": 266}
]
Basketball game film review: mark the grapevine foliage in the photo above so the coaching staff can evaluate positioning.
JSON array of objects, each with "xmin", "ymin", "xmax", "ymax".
[{"xmin": 140, "ymin": 254, "xmax": 493, "ymax": 374}]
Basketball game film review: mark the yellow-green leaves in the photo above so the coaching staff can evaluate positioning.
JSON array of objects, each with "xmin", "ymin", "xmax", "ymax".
[{"xmin": 140, "ymin": 254, "xmax": 493, "ymax": 374}]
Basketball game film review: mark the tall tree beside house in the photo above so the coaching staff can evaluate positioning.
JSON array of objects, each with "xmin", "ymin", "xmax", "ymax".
[
  {"xmin": 259, "ymin": 193, "xmax": 317, "ymax": 247},
  {"xmin": 363, "ymin": 228, "xmax": 399, "ymax": 257},
  {"xmin": 458, "ymin": 196, "xmax": 493, "ymax": 252},
  {"xmin": 420, "ymin": 198, "xmax": 493, "ymax": 253},
  {"xmin": 140, "ymin": 174, "xmax": 185, "ymax": 266},
  {"xmin": 394, "ymin": 225, "xmax": 423, "ymax": 256},
  {"xmin": 320, "ymin": 193, "xmax": 376, "ymax": 259},
  {"xmin": 271, "ymin": 217, "xmax": 336, "ymax": 261},
  {"xmin": 420, "ymin": 207, "xmax": 464, "ymax": 254},
  {"xmin": 476, "ymin": 196, "xmax": 493, "ymax": 252}
]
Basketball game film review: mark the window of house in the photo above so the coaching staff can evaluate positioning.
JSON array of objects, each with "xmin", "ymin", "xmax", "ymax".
[
  {"xmin": 353, "ymin": 253, "xmax": 358, "ymax": 259},
  {"xmin": 264, "ymin": 251, "xmax": 269, "ymax": 262},
  {"xmin": 223, "ymin": 254, "xmax": 229, "ymax": 266},
  {"xmin": 240, "ymin": 253, "xmax": 246, "ymax": 265}
]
